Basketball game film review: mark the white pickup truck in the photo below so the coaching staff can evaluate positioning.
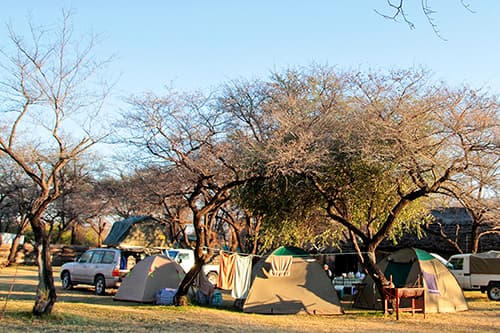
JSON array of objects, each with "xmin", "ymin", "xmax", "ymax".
[
  {"xmin": 447, "ymin": 251, "xmax": 500, "ymax": 301},
  {"xmin": 165, "ymin": 248, "xmax": 219, "ymax": 285}
]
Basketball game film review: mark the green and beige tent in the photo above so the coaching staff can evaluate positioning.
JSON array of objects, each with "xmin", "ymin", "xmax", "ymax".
[
  {"xmin": 354, "ymin": 248, "xmax": 468, "ymax": 313},
  {"xmin": 243, "ymin": 246, "xmax": 343, "ymax": 315}
]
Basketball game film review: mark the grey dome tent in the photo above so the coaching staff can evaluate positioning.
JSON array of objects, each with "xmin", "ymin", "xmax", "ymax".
[{"xmin": 114, "ymin": 254, "xmax": 184, "ymax": 303}]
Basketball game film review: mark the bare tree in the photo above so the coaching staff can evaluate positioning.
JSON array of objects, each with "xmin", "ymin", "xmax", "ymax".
[
  {"xmin": 427, "ymin": 148, "xmax": 500, "ymax": 253},
  {"xmin": 133, "ymin": 166, "xmax": 199, "ymax": 247},
  {"xmin": 376, "ymin": 0, "xmax": 475, "ymax": 39},
  {"xmin": 123, "ymin": 89, "xmax": 260, "ymax": 304},
  {"xmin": 213, "ymin": 201, "xmax": 265, "ymax": 255},
  {"xmin": 0, "ymin": 158, "xmax": 34, "ymax": 265},
  {"xmin": 40, "ymin": 158, "xmax": 103, "ymax": 244},
  {"xmin": 99, "ymin": 166, "xmax": 197, "ymax": 247},
  {"xmin": 0, "ymin": 12, "xmax": 112, "ymax": 315}
]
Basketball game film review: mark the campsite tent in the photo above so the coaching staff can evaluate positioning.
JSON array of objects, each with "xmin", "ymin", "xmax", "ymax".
[
  {"xmin": 114, "ymin": 254, "xmax": 185, "ymax": 303},
  {"xmin": 243, "ymin": 246, "xmax": 343, "ymax": 315},
  {"xmin": 354, "ymin": 248, "xmax": 468, "ymax": 313}
]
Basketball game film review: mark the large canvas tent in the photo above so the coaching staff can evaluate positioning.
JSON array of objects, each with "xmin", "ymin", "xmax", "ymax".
[
  {"xmin": 354, "ymin": 248, "xmax": 468, "ymax": 313},
  {"xmin": 243, "ymin": 246, "xmax": 343, "ymax": 315},
  {"xmin": 114, "ymin": 254, "xmax": 184, "ymax": 303}
]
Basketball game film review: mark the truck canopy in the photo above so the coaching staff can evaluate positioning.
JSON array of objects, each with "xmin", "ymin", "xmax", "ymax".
[{"xmin": 470, "ymin": 251, "xmax": 500, "ymax": 274}]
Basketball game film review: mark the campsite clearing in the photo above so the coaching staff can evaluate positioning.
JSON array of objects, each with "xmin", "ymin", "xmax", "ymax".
[{"xmin": 0, "ymin": 265, "xmax": 499, "ymax": 333}]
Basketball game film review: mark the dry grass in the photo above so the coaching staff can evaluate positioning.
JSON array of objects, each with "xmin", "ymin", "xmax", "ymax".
[{"xmin": 0, "ymin": 265, "xmax": 499, "ymax": 332}]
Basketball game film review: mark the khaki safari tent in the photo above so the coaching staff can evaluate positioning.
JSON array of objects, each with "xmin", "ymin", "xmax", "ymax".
[
  {"xmin": 354, "ymin": 248, "xmax": 468, "ymax": 313},
  {"xmin": 114, "ymin": 254, "xmax": 184, "ymax": 303},
  {"xmin": 242, "ymin": 246, "xmax": 343, "ymax": 315}
]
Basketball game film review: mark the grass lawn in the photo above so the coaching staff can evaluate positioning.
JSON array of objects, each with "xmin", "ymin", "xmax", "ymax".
[{"xmin": 0, "ymin": 265, "xmax": 499, "ymax": 332}]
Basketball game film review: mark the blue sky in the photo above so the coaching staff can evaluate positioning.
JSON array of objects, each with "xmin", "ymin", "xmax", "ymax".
[{"xmin": 2, "ymin": 1, "xmax": 500, "ymax": 102}]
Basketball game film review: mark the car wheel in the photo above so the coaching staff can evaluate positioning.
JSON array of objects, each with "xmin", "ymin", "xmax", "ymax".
[
  {"xmin": 487, "ymin": 284, "xmax": 500, "ymax": 301},
  {"xmin": 95, "ymin": 275, "xmax": 106, "ymax": 296},
  {"xmin": 206, "ymin": 272, "xmax": 218, "ymax": 286},
  {"xmin": 61, "ymin": 271, "xmax": 73, "ymax": 290}
]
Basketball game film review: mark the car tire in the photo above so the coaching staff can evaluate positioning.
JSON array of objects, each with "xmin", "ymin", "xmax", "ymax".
[
  {"xmin": 61, "ymin": 271, "xmax": 73, "ymax": 290},
  {"xmin": 487, "ymin": 284, "xmax": 500, "ymax": 301},
  {"xmin": 95, "ymin": 275, "xmax": 106, "ymax": 296},
  {"xmin": 206, "ymin": 272, "xmax": 218, "ymax": 286}
]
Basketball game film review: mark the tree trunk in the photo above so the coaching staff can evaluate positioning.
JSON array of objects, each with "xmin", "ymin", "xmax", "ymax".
[
  {"xmin": 226, "ymin": 221, "xmax": 243, "ymax": 252},
  {"xmin": 174, "ymin": 208, "xmax": 216, "ymax": 306},
  {"xmin": 352, "ymin": 234, "xmax": 391, "ymax": 302},
  {"xmin": 250, "ymin": 216, "xmax": 262, "ymax": 255},
  {"xmin": 70, "ymin": 224, "xmax": 77, "ymax": 245},
  {"xmin": 175, "ymin": 263, "xmax": 202, "ymax": 306},
  {"xmin": 361, "ymin": 250, "xmax": 390, "ymax": 297},
  {"xmin": 6, "ymin": 234, "xmax": 22, "ymax": 266},
  {"xmin": 7, "ymin": 217, "xmax": 30, "ymax": 266},
  {"xmin": 31, "ymin": 219, "xmax": 57, "ymax": 316},
  {"xmin": 472, "ymin": 235, "xmax": 479, "ymax": 254},
  {"xmin": 471, "ymin": 217, "xmax": 480, "ymax": 254}
]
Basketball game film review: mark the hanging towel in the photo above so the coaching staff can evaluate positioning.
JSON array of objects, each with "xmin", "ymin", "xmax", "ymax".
[
  {"xmin": 422, "ymin": 271, "xmax": 440, "ymax": 295},
  {"xmin": 231, "ymin": 254, "xmax": 253, "ymax": 299},
  {"xmin": 217, "ymin": 252, "xmax": 237, "ymax": 290},
  {"xmin": 270, "ymin": 255, "xmax": 293, "ymax": 277}
]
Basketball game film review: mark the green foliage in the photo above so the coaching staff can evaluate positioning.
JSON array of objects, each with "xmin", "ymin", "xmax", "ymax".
[
  {"xmin": 82, "ymin": 229, "xmax": 99, "ymax": 246},
  {"xmin": 236, "ymin": 174, "xmax": 345, "ymax": 253},
  {"xmin": 301, "ymin": 108, "xmax": 433, "ymax": 245},
  {"xmin": 22, "ymin": 227, "xmax": 35, "ymax": 244},
  {"xmin": 58, "ymin": 230, "xmax": 73, "ymax": 245},
  {"xmin": 257, "ymin": 218, "xmax": 310, "ymax": 253},
  {"xmin": 384, "ymin": 197, "xmax": 430, "ymax": 243},
  {"xmin": 236, "ymin": 175, "xmax": 319, "ymax": 220}
]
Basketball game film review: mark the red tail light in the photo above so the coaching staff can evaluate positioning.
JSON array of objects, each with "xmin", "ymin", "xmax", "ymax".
[{"xmin": 112, "ymin": 268, "xmax": 120, "ymax": 277}]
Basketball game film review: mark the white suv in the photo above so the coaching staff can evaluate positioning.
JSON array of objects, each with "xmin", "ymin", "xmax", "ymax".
[
  {"xmin": 165, "ymin": 248, "xmax": 219, "ymax": 285},
  {"xmin": 60, "ymin": 248, "xmax": 134, "ymax": 295}
]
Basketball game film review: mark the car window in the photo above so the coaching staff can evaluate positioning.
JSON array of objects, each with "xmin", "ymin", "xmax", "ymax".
[
  {"xmin": 167, "ymin": 250, "xmax": 178, "ymax": 259},
  {"xmin": 178, "ymin": 253, "xmax": 190, "ymax": 262},
  {"xmin": 91, "ymin": 250, "xmax": 105, "ymax": 264},
  {"xmin": 79, "ymin": 251, "xmax": 93, "ymax": 263},
  {"xmin": 102, "ymin": 251, "xmax": 116, "ymax": 264},
  {"xmin": 449, "ymin": 258, "xmax": 463, "ymax": 270}
]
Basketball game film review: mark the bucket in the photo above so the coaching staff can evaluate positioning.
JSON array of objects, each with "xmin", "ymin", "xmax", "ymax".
[{"xmin": 211, "ymin": 291, "xmax": 223, "ymax": 306}]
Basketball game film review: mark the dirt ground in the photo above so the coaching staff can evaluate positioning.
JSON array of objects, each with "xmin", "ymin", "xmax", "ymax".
[{"xmin": 0, "ymin": 265, "xmax": 499, "ymax": 332}]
